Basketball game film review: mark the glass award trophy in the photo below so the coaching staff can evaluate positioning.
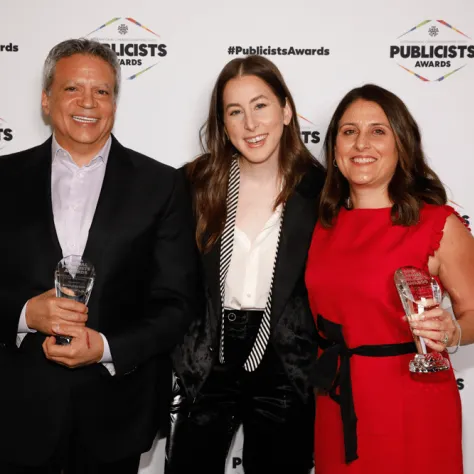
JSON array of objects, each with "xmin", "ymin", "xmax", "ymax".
[
  {"xmin": 54, "ymin": 255, "xmax": 95, "ymax": 345},
  {"xmin": 394, "ymin": 266, "xmax": 450, "ymax": 373}
]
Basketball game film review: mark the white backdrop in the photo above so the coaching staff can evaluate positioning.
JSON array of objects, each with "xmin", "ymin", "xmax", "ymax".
[{"xmin": 1, "ymin": 0, "xmax": 473, "ymax": 472}]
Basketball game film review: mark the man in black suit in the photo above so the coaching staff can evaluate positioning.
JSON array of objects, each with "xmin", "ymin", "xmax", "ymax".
[{"xmin": 0, "ymin": 38, "xmax": 198, "ymax": 473}]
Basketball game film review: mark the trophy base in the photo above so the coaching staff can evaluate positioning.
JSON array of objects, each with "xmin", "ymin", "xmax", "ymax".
[
  {"xmin": 409, "ymin": 353, "xmax": 450, "ymax": 373},
  {"xmin": 55, "ymin": 335, "xmax": 72, "ymax": 345}
]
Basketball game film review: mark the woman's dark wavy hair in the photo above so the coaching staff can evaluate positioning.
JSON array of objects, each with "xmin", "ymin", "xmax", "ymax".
[
  {"xmin": 319, "ymin": 83, "xmax": 447, "ymax": 227},
  {"xmin": 187, "ymin": 55, "xmax": 323, "ymax": 252}
]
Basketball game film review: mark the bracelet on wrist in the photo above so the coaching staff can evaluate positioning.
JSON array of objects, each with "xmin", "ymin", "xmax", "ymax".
[{"xmin": 447, "ymin": 319, "xmax": 462, "ymax": 354}]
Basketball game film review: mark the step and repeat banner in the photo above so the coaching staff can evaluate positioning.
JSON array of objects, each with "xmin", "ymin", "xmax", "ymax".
[{"xmin": 1, "ymin": 0, "xmax": 473, "ymax": 472}]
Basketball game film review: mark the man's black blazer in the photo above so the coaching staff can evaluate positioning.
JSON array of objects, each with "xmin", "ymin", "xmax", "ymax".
[{"xmin": 0, "ymin": 136, "xmax": 198, "ymax": 465}]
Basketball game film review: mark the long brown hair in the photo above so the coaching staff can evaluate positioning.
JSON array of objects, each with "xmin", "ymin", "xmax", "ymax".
[
  {"xmin": 188, "ymin": 55, "xmax": 322, "ymax": 252},
  {"xmin": 319, "ymin": 84, "xmax": 446, "ymax": 227}
]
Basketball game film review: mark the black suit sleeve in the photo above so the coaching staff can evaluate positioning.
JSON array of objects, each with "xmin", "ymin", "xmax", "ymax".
[
  {"xmin": 108, "ymin": 170, "xmax": 199, "ymax": 376},
  {"xmin": 0, "ymin": 290, "xmax": 30, "ymax": 346}
]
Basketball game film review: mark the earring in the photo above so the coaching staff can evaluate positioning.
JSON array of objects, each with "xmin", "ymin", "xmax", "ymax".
[{"xmin": 333, "ymin": 159, "xmax": 338, "ymax": 168}]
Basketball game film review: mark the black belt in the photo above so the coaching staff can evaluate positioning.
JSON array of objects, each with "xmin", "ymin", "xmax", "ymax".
[
  {"xmin": 223, "ymin": 309, "xmax": 263, "ymax": 325},
  {"xmin": 310, "ymin": 314, "xmax": 416, "ymax": 464}
]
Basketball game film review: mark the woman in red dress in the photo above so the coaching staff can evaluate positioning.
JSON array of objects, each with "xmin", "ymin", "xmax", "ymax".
[{"xmin": 305, "ymin": 84, "xmax": 474, "ymax": 474}]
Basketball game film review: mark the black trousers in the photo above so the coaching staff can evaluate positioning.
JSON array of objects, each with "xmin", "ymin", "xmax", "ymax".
[
  {"xmin": 0, "ymin": 456, "xmax": 140, "ymax": 474},
  {"xmin": 166, "ymin": 310, "xmax": 315, "ymax": 474},
  {"xmin": 0, "ymin": 388, "xmax": 140, "ymax": 474},
  {"xmin": 0, "ymin": 338, "xmax": 141, "ymax": 474}
]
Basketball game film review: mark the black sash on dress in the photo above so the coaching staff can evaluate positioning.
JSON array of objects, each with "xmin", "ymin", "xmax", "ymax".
[{"xmin": 310, "ymin": 314, "xmax": 416, "ymax": 464}]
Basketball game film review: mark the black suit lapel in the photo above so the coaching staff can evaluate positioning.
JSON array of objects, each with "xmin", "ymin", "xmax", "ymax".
[
  {"xmin": 201, "ymin": 237, "xmax": 221, "ymax": 338},
  {"xmin": 82, "ymin": 136, "xmax": 133, "ymax": 328},
  {"xmin": 26, "ymin": 138, "xmax": 63, "ymax": 269},
  {"xmin": 82, "ymin": 137, "xmax": 132, "ymax": 264},
  {"xmin": 270, "ymin": 190, "xmax": 317, "ymax": 328},
  {"xmin": 44, "ymin": 140, "xmax": 63, "ymax": 263}
]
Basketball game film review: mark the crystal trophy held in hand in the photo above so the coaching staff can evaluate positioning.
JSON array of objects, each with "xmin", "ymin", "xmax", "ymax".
[
  {"xmin": 394, "ymin": 266, "xmax": 450, "ymax": 373},
  {"xmin": 54, "ymin": 255, "xmax": 95, "ymax": 345}
]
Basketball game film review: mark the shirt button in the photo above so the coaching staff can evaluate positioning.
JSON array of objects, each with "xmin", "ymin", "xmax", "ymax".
[{"xmin": 246, "ymin": 293, "xmax": 251, "ymax": 298}]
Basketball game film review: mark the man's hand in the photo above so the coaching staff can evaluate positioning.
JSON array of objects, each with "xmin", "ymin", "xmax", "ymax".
[
  {"xmin": 26, "ymin": 289, "xmax": 88, "ymax": 334},
  {"xmin": 42, "ymin": 324, "xmax": 104, "ymax": 368}
]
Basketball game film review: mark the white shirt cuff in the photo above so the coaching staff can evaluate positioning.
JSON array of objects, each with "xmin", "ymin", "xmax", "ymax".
[
  {"xmin": 16, "ymin": 301, "xmax": 37, "ymax": 348},
  {"xmin": 18, "ymin": 301, "xmax": 37, "ymax": 333},
  {"xmin": 99, "ymin": 333, "xmax": 116, "ymax": 376}
]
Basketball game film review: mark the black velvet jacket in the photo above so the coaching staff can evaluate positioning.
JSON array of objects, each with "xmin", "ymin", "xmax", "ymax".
[{"xmin": 172, "ymin": 163, "xmax": 325, "ymax": 401}]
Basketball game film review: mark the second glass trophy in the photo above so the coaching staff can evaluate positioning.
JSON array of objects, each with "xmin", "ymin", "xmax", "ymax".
[{"xmin": 394, "ymin": 266, "xmax": 450, "ymax": 373}]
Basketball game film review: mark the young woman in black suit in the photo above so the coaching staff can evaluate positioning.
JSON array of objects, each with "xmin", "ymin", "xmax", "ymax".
[{"xmin": 166, "ymin": 55, "xmax": 325, "ymax": 474}]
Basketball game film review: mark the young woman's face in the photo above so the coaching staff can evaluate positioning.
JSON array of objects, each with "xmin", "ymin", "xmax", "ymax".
[{"xmin": 222, "ymin": 75, "xmax": 292, "ymax": 166}]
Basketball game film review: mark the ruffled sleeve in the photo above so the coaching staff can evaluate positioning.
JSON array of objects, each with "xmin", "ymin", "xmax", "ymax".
[
  {"xmin": 452, "ymin": 208, "xmax": 471, "ymax": 232},
  {"xmin": 426, "ymin": 204, "xmax": 471, "ymax": 262}
]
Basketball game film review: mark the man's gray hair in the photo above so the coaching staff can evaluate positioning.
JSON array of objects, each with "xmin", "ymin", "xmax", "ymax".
[{"xmin": 43, "ymin": 38, "xmax": 121, "ymax": 98}]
